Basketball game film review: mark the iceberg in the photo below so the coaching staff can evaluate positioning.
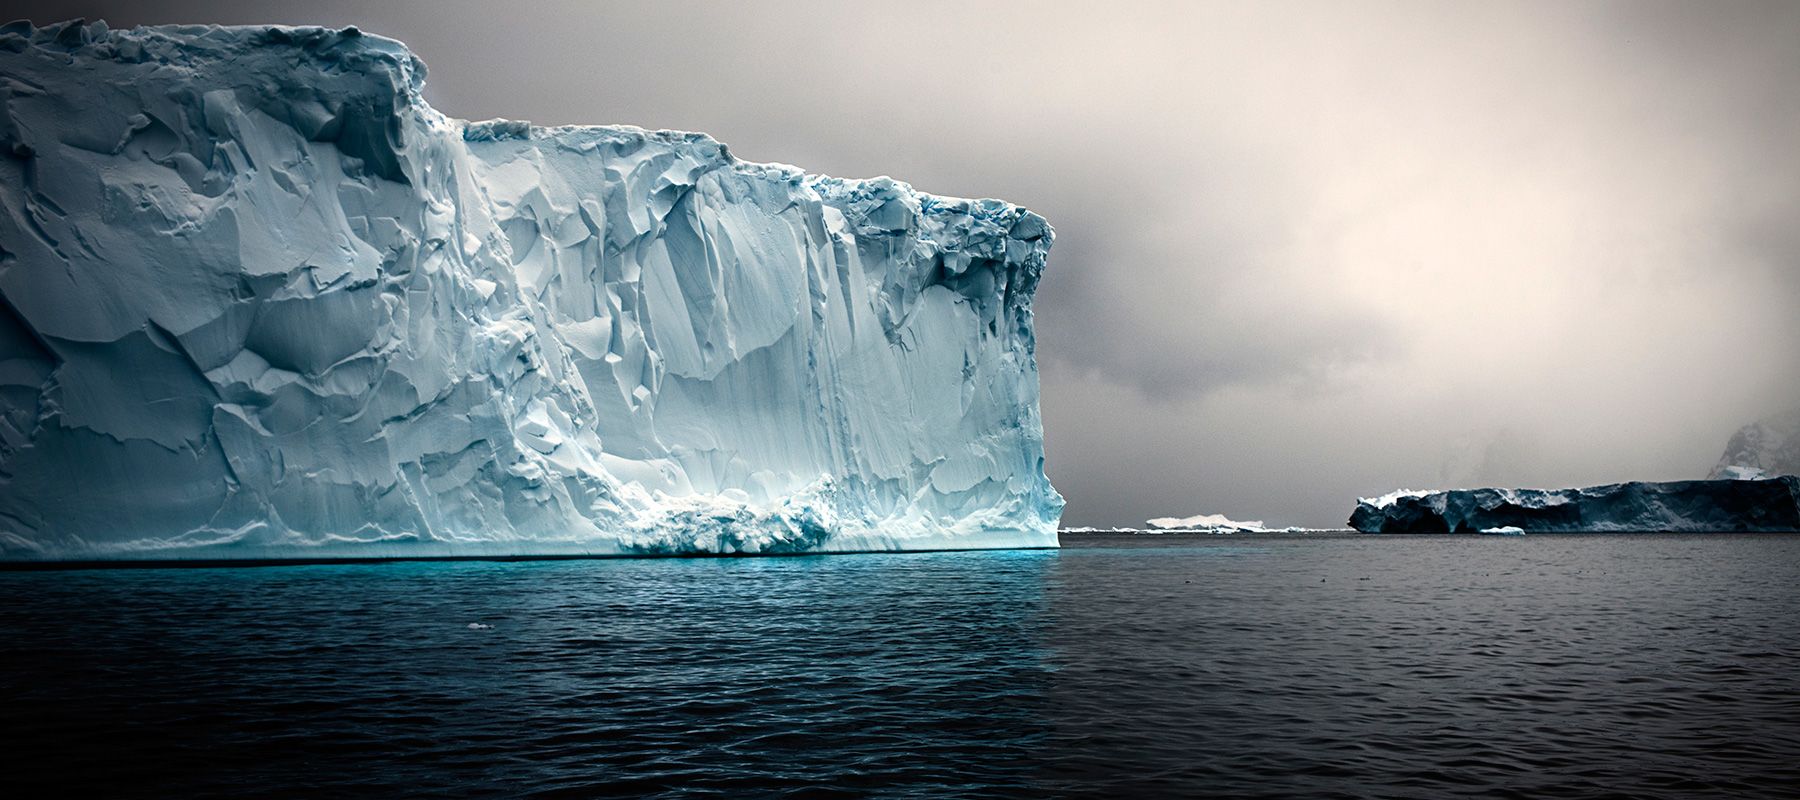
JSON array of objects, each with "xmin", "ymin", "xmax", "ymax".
[
  {"xmin": 1144, "ymin": 513, "xmax": 1285, "ymax": 533},
  {"xmin": 1348, "ymin": 478, "xmax": 1800, "ymax": 533},
  {"xmin": 0, "ymin": 21, "xmax": 1062, "ymax": 560}
]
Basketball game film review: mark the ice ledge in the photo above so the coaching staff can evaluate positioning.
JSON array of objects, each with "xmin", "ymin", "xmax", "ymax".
[
  {"xmin": 0, "ymin": 20, "xmax": 1053, "ymax": 237},
  {"xmin": 461, "ymin": 118, "xmax": 1054, "ymax": 249}
]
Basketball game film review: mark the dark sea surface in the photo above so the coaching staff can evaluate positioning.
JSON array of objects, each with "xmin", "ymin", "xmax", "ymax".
[{"xmin": 4, "ymin": 533, "xmax": 1800, "ymax": 798}]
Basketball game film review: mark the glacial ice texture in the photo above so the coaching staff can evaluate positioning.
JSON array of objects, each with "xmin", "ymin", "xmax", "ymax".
[
  {"xmin": 1348, "ymin": 478, "xmax": 1800, "ymax": 533},
  {"xmin": 0, "ymin": 21, "xmax": 1062, "ymax": 560}
]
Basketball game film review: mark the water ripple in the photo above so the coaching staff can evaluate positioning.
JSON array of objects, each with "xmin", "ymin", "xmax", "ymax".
[{"xmin": 3, "ymin": 534, "xmax": 1799, "ymax": 797}]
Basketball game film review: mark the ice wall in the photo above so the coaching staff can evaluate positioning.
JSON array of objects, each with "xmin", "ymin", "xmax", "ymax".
[
  {"xmin": 1348, "ymin": 478, "xmax": 1800, "ymax": 533},
  {"xmin": 0, "ymin": 21, "xmax": 1062, "ymax": 560}
]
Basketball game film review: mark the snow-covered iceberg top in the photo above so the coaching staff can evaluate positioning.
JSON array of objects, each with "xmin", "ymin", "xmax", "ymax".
[
  {"xmin": 0, "ymin": 21, "xmax": 1062, "ymax": 560},
  {"xmin": 1145, "ymin": 512, "xmax": 1275, "ymax": 533},
  {"xmin": 1348, "ymin": 478, "xmax": 1800, "ymax": 533},
  {"xmin": 1716, "ymin": 465, "xmax": 1769, "ymax": 481},
  {"xmin": 1355, "ymin": 489, "xmax": 1440, "ymax": 510}
]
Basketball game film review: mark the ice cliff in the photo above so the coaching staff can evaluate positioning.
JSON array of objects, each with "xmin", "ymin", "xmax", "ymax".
[
  {"xmin": 0, "ymin": 21, "xmax": 1062, "ymax": 560},
  {"xmin": 1348, "ymin": 478, "xmax": 1800, "ymax": 533}
]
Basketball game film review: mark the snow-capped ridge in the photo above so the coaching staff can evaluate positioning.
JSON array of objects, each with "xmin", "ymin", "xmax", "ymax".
[{"xmin": 1710, "ymin": 408, "xmax": 1800, "ymax": 480}]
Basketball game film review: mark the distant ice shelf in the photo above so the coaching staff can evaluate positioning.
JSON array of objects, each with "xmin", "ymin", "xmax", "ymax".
[
  {"xmin": 0, "ymin": 21, "xmax": 1062, "ymax": 560},
  {"xmin": 1142, "ymin": 512, "xmax": 1306, "ymax": 533},
  {"xmin": 1349, "ymin": 478, "xmax": 1800, "ymax": 533},
  {"xmin": 1060, "ymin": 518, "xmax": 1326, "ymax": 534}
]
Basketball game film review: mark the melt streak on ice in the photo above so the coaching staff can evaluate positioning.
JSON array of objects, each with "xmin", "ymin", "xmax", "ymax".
[{"xmin": 0, "ymin": 21, "xmax": 1063, "ymax": 560}]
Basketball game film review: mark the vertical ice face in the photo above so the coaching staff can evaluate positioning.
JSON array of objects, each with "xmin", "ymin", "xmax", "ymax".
[
  {"xmin": 1347, "ymin": 479, "xmax": 1800, "ymax": 532},
  {"xmin": 0, "ymin": 21, "xmax": 1062, "ymax": 560}
]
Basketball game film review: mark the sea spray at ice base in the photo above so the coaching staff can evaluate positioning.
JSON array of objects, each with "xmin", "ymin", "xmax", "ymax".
[{"xmin": 0, "ymin": 21, "xmax": 1061, "ymax": 560}]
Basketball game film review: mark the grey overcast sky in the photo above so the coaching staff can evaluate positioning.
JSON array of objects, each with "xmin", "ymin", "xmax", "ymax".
[{"xmin": 14, "ymin": 0, "xmax": 1800, "ymax": 527}]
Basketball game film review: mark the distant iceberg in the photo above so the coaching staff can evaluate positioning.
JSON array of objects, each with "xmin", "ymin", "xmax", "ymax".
[
  {"xmin": 1349, "ymin": 478, "xmax": 1800, "ymax": 533},
  {"xmin": 1141, "ymin": 513, "xmax": 1310, "ymax": 533},
  {"xmin": 1148, "ymin": 513, "xmax": 1266, "ymax": 531},
  {"xmin": 0, "ymin": 22, "xmax": 1062, "ymax": 560}
]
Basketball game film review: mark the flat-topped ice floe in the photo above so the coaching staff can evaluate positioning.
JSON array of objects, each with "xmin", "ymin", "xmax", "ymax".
[
  {"xmin": 1349, "ymin": 478, "xmax": 1800, "ymax": 533},
  {"xmin": 1142, "ymin": 512, "xmax": 1307, "ymax": 533},
  {"xmin": 0, "ymin": 21, "xmax": 1062, "ymax": 560}
]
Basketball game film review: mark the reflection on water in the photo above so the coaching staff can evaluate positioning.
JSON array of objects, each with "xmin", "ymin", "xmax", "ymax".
[{"xmin": 4, "ymin": 534, "xmax": 1799, "ymax": 797}]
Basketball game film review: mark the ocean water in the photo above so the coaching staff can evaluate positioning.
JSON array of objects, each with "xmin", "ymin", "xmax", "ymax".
[{"xmin": 3, "ymin": 533, "xmax": 1799, "ymax": 798}]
